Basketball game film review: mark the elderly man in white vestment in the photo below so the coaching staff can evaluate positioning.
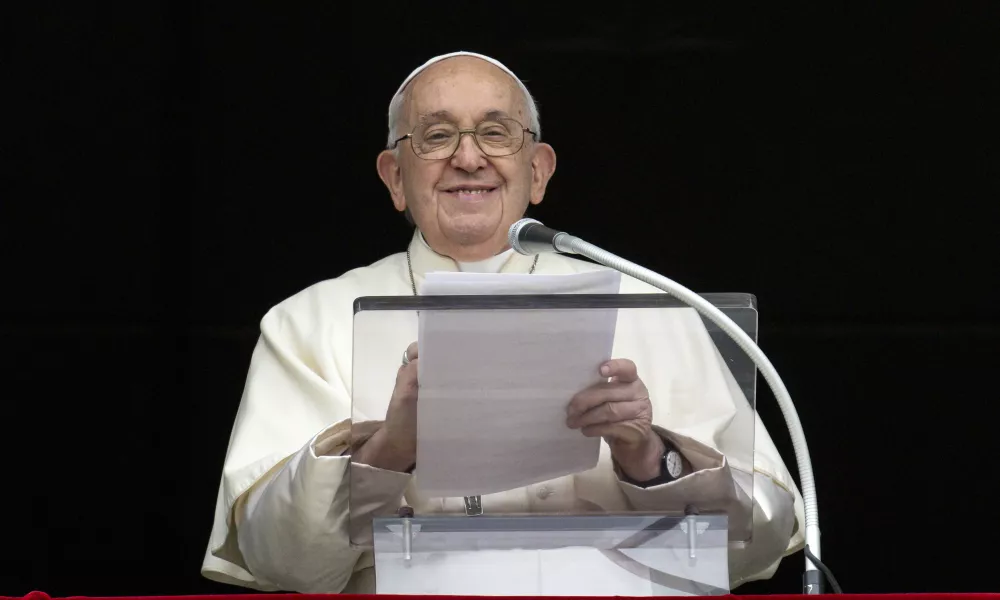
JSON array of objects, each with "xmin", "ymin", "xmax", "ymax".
[{"xmin": 201, "ymin": 51, "xmax": 806, "ymax": 593}]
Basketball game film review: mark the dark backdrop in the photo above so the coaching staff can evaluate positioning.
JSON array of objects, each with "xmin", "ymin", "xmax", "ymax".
[{"xmin": 4, "ymin": 1, "xmax": 999, "ymax": 596}]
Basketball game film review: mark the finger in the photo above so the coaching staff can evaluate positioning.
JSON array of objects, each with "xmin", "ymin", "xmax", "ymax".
[
  {"xmin": 579, "ymin": 422, "xmax": 618, "ymax": 438},
  {"xmin": 567, "ymin": 399, "xmax": 645, "ymax": 429},
  {"xmin": 581, "ymin": 423, "xmax": 646, "ymax": 446},
  {"xmin": 600, "ymin": 358, "xmax": 638, "ymax": 383},
  {"xmin": 567, "ymin": 381, "xmax": 641, "ymax": 417},
  {"xmin": 399, "ymin": 341, "xmax": 419, "ymax": 371},
  {"xmin": 394, "ymin": 357, "xmax": 419, "ymax": 392}
]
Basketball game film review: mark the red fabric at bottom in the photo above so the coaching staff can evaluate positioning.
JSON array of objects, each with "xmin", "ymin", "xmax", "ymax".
[{"xmin": 6, "ymin": 592, "xmax": 1000, "ymax": 600}]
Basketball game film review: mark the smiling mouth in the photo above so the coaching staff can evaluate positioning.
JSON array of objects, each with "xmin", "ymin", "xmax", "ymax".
[
  {"xmin": 443, "ymin": 186, "xmax": 499, "ymax": 194},
  {"xmin": 442, "ymin": 185, "xmax": 500, "ymax": 200}
]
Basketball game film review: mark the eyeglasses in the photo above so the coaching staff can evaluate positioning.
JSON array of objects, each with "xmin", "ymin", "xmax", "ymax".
[{"xmin": 390, "ymin": 117, "xmax": 538, "ymax": 160}]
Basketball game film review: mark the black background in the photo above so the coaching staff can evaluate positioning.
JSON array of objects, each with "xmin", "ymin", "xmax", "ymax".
[{"xmin": 4, "ymin": 1, "xmax": 999, "ymax": 596}]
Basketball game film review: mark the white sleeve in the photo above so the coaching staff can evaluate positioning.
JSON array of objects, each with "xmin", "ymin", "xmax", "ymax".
[
  {"xmin": 236, "ymin": 421, "xmax": 412, "ymax": 593},
  {"xmin": 612, "ymin": 427, "xmax": 801, "ymax": 587},
  {"xmin": 727, "ymin": 469, "xmax": 801, "ymax": 586},
  {"xmin": 605, "ymin": 291, "xmax": 805, "ymax": 587}
]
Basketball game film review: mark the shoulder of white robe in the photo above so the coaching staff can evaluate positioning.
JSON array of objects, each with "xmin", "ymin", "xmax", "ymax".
[{"xmin": 203, "ymin": 246, "xmax": 413, "ymax": 585}]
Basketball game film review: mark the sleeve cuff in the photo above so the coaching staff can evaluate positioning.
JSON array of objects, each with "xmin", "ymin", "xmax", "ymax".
[
  {"xmin": 616, "ymin": 427, "xmax": 751, "ymax": 535},
  {"xmin": 310, "ymin": 418, "xmax": 379, "ymax": 458}
]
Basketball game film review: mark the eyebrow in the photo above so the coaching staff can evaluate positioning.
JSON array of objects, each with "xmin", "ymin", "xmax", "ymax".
[{"xmin": 417, "ymin": 109, "xmax": 512, "ymax": 124}]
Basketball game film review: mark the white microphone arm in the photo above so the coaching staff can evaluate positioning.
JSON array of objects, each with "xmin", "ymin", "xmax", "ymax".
[{"xmin": 509, "ymin": 218, "xmax": 825, "ymax": 593}]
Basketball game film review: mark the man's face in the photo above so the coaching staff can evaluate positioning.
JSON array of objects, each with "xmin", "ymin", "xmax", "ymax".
[{"xmin": 377, "ymin": 57, "xmax": 556, "ymax": 261}]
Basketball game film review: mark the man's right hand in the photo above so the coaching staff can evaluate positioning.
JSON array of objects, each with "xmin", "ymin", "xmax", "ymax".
[{"xmin": 352, "ymin": 341, "xmax": 418, "ymax": 472}]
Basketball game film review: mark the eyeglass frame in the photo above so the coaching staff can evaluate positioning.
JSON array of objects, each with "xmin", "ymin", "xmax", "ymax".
[{"xmin": 388, "ymin": 117, "xmax": 539, "ymax": 160}]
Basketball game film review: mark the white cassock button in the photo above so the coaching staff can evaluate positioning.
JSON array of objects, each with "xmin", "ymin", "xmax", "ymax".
[{"xmin": 536, "ymin": 486, "xmax": 552, "ymax": 500}]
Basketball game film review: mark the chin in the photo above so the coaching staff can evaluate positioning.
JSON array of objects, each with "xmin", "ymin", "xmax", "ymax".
[{"xmin": 441, "ymin": 213, "xmax": 505, "ymax": 243}]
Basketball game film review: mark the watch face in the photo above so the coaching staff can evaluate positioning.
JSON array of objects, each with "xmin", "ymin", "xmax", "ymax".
[{"xmin": 665, "ymin": 450, "xmax": 684, "ymax": 479}]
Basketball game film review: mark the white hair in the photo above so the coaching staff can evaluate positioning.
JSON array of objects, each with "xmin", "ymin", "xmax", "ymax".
[{"xmin": 385, "ymin": 52, "xmax": 542, "ymax": 149}]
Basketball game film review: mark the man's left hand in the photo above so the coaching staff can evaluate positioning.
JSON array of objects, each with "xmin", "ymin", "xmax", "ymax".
[{"xmin": 566, "ymin": 358, "xmax": 666, "ymax": 482}]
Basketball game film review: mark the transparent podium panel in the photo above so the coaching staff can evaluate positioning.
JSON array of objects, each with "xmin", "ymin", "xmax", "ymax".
[
  {"xmin": 350, "ymin": 294, "xmax": 758, "ymax": 551},
  {"xmin": 373, "ymin": 514, "xmax": 730, "ymax": 595}
]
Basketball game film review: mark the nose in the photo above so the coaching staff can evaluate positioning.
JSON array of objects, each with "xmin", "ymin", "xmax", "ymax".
[{"xmin": 449, "ymin": 132, "xmax": 488, "ymax": 172}]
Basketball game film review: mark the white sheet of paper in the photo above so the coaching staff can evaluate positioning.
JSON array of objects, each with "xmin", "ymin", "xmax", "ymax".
[{"xmin": 414, "ymin": 270, "xmax": 621, "ymax": 497}]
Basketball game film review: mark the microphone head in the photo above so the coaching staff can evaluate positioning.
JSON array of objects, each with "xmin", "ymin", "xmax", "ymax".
[{"xmin": 508, "ymin": 218, "xmax": 543, "ymax": 255}]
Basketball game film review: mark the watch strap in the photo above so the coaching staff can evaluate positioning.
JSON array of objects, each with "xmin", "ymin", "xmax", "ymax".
[{"xmin": 619, "ymin": 441, "xmax": 681, "ymax": 488}]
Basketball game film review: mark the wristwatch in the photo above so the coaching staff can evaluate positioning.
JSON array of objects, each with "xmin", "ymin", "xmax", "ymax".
[{"xmin": 621, "ymin": 442, "xmax": 686, "ymax": 488}]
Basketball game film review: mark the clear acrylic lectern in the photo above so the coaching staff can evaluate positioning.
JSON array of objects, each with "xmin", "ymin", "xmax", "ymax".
[{"xmin": 350, "ymin": 293, "xmax": 759, "ymax": 595}]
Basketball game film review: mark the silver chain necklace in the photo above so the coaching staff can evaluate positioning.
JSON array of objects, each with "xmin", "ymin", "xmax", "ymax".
[{"xmin": 406, "ymin": 248, "xmax": 538, "ymax": 296}]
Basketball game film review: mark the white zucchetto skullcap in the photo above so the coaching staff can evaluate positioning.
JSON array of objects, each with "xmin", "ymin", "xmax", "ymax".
[{"xmin": 389, "ymin": 51, "xmax": 529, "ymax": 110}]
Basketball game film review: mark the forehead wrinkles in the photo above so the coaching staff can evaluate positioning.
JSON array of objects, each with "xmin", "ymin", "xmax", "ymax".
[{"xmin": 403, "ymin": 59, "xmax": 526, "ymax": 125}]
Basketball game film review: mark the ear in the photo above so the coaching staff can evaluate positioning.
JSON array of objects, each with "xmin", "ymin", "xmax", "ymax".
[
  {"xmin": 528, "ymin": 143, "xmax": 556, "ymax": 206},
  {"xmin": 377, "ymin": 150, "xmax": 406, "ymax": 212}
]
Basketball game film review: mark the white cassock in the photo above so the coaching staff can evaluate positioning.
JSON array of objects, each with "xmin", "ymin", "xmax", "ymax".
[{"xmin": 200, "ymin": 230, "xmax": 806, "ymax": 593}]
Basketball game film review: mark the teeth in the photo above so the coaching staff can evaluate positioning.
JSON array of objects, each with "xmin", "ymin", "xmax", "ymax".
[{"xmin": 454, "ymin": 189, "xmax": 488, "ymax": 194}]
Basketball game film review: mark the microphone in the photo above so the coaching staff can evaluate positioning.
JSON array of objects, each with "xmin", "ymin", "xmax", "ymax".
[
  {"xmin": 506, "ymin": 218, "xmax": 833, "ymax": 594},
  {"xmin": 508, "ymin": 218, "xmax": 578, "ymax": 255}
]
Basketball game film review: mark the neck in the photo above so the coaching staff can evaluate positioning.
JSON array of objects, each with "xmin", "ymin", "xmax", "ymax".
[{"xmin": 419, "ymin": 231, "xmax": 509, "ymax": 262}]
